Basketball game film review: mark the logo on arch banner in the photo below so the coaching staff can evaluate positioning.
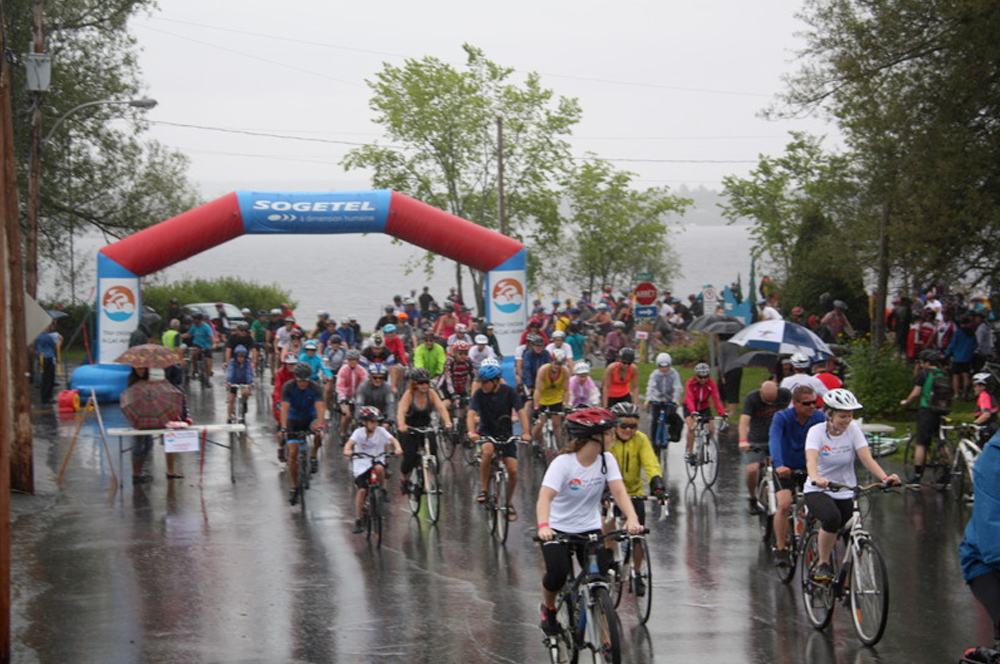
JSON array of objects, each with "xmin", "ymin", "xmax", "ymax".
[
  {"xmin": 492, "ymin": 278, "xmax": 524, "ymax": 314},
  {"xmin": 102, "ymin": 285, "xmax": 137, "ymax": 322}
]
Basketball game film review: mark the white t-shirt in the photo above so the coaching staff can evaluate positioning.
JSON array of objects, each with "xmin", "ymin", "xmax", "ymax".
[
  {"xmin": 780, "ymin": 374, "xmax": 829, "ymax": 403},
  {"xmin": 544, "ymin": 341, "xmax": 571, "ymax": 358},
  {"xmin": 349, "ymin": 426, "xmax": 394, "ymax": 477},
  {"xmin": 542, "ymin": 452, "xmax": 623, "ymax": 533},
  {"xmin": 761, "ymin": 306, "xmax": 783, "ymax": 321},
  {"xmin": 513, "ymin": 344, "xmax": 527, "ymax": 361},
  {"xmin": 803, "ymin": 420, "xmax": 868, "ymax": 500},
  {"xmin": 468, "ymin": 344, "xmax": 496, "ymax": 368}
]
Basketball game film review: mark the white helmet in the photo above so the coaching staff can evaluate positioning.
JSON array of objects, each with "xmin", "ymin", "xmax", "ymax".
[
  {"xmin": 474, "ymin": 334, "xmax": 488, "ymax": 344},
  {"xmin": 480, "ymin": 357, "xmax": 501, "ymax": 368},
  {"xmin": 823, "ymin": 388, "xmax": 863, "ymax": 411},
  {"xmin": 574, "ymin": 361, "xmax": 591, "ymax": 375},
  {"xmin": 551, "ymin": 348, "xmax": 567, "ymax": 364},
  {"xmin": 973, "ymin": 372, "xmax": 992, "ymax": 386},
  {"xmin": 790, "ymin": 352, "xmax": 811, "ymax": 369},
  {"xmin": 455, "ymin": 323, "xmax": 468, "ymax": 333},
  {"xmin": 655, "ymin": 352, "xmax": 673, "ymax": 367}
]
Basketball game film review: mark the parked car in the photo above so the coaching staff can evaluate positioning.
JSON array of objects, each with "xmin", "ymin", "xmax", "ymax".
[{"xmin": 182, "ymin": 302, "xmax": 247, "ymax": 329}]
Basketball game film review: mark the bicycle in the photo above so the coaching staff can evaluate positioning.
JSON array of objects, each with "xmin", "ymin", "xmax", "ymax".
[
  {"xmin": 755, "ymin": 461, "xmax": 810, "ymax": 584},
  {"xmin": 685, "ymin": 412, "xmax": 720, "ymax": 487},
  {"xmin": 607, "ymin": 497, "xmax": 666, "ymax": 625},
  {"xmin": 536, "ymin": 529, "xmax": 638, "ymax": 664},
  {"xmin": 648, "ymin": 401, "xmax": 677, "ymax": 470},
  {"xmin": 481, "ymin": 436, "xmax": 519, "ymax": 544},
  {"xmin": 902, "ymin": 418, "xmax": 960, "ymax": 487},
  {"xmin": 535, "ymin": 405, "xmax": 564, "ymax": 467},
  {"xmin": 950, "ymin": 423, "xmax": 986, "ymax": 502},
  {"xmin": 285, "ymin": 428, "xmax": 320, "ymax": 513},
  {"xmin": 800, "ymin": 481, "xmax": 893, "ymax": 646},
  {"xmin": 227, "ymin": 383, "xmax": 252, "ymax": 444},
  {"xmin": 404, "ymin": 426, "xmax": 441, "ymax": 524},
  {"xmin": 351, "ymin": 452, "xmax": 393, "ymax": 547},
  {"xmin": 441, "ymin": 394, "xmax": 469, "ymax": 461}
]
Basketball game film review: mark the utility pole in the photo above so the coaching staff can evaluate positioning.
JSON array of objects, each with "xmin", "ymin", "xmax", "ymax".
[{"xmin": 25, "ymin": 0, "xmax": 44, "ymax": 298}]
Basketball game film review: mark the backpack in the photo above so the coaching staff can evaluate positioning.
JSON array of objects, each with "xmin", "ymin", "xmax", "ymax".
[{"xmin": 924, "ymin": 368, "xmax": 954, "ymax": 414}]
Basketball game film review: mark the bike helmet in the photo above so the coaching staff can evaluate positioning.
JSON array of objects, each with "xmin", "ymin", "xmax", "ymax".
[
  {"xmin": 284, "ymin": 316, "xmax": 296, "ymax": 324},
  {"xmin": 304, "ymin": 340, "xmax": 318, "ymax": 350},
  {"xmin": 618, "ymin": 347, "xmax": 636, "ymax": 364},
  {"xmin": 358, "ymin": 405, "xmax": 382, "ymax": 422},
  {"xmin": 823, "ymin": 388, "xmax": 863, "ymax": 411},
  {"xmin": 215, "ymin": 302, "xmax": 224, "ymax": 307},
  {"xmin": 346, "ymin": 349, "xmax": 361, "ymax": 361},
  {"xmin": 613, "ymin": 321, "xmax": 626, "ymax": 329},
  {"xmin": 453, "ymin": 341, "xmax": 471, "ymax": 352},
  {"xmin": 694, "ymin": 362, "xmax": 711, "ymax": 377},
  {"xmin": 790, "ymin": 352, "xmax": 811, "ymax": 369},
  {"xmin": 369, "ymin": 363, "xmax": 388, "ymax": 377},
  {"xmin": 397, "ymin": 312, "xmax": 409, "ymax": 320},
  {"xmin": 283, "ymin": 352, "xmax": 299, "ymax": 364},
  {"xmin": 270, "ymin": 308, "xmax": 282, "ymax": 315},
  {"xmin": 257, "ymin": 309, "xmax": 268, "ymax": 317},
  {"xmin": 565, "ymin": 407, "xmax": 618, "ymax": 439},
  {"xmin": 317, "ymin": 310, "xmax": 329, "ymax": 318},
  {"xmin": 611, "ymin": 402, "xmax": 641, "ymax": 419},
  {"xmin": 791, "ymin": 306, "xmax": 804, "ymax": 317},
  {"xmin": 290, "ymin": 329, "xmax": 303, "ymax": 338},
  {"xmin": 455, "ymin": 323, "xmax": 468, "ymax": 333},
  {"xmin": 241, "ymin": 307, "xmax": 251, "ymax": 315},
  {"xmin": 329, "ymin": 334, "xmax": 343, "ymax": 344},
  {"xmin": 292, "ymin": 362, "xmax": 312, "ymax": 380},
  {"xmin": 474, "ymin": 334, "xmax": 488, "ymax": 345},
  {"xmin": 409, "ymin": 367, "xmax": 431, "ymax": 383},
  {"xmin": 833, "ymin": 300, "xmax": 848, "ymax": 310},
  {"xmin": 552, "ymin": 330, "xmax": 566, "ymax": 339},
  {"xmin": 234, "ymin": 345, "xmax": 248, "ymax": 356},
  {"xmin": 478, "ymin": 361, "xmax": 502, "ymax": 380},
  {"xmin": 237, "ymin": 321, "xmax": 250, "ymax": 330},
  {"xmin": 973, "ymin": 372, "xmax": 991, "ymax": 386},
  {"xmin": 526, "ymin": 333, "xmax": 545, "ymax": 346},
  {"xmin": 481, "ymin": 357, "xmax": 501, "ymax": 368},
  {"xmin": 192, "ymin": 312, "xmax": 204, "ymax": 320},
  {"xmin": 596, "ymin": 303, "xmax": 608, "ymax": 311},
  {"xmin": 371, "ymin": 334, "xmax": 384, "ymax": 347},
  {"xmin": 422, "ymin": 330, "xmax": 436, "ymax": 340},
  {"xmin": 918, "ymin": 348, "xmax": 943, "ymax": 363},
  {"xmin": 551, "ymin": 348, "xmax": 567, "ymax": 364},
  {"xmin": 383, "ymin": 324, "xmax": 397, "ymax": 334},
  {"xmin": 655, "ymin": 352, "xmax": 673, "ymax": 367},
  {"xmin": 574, "ymin": 361, "xmax": 591, "ymax": 375}
]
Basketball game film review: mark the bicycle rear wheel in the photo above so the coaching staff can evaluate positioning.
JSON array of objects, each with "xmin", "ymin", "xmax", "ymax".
[
  {"xmin": 543, "ymin": 421, "xmax": 559, "ymax": 467},
  {"xmin": 493, "ymin": 468, "xmax": 510, "ymax": 544},
  {"xmin": 424, "ymin": 457, "xmax": 440, "ymax": 524},
  {"xmin": 407, "ymin": 467, "xmax": 423, "ymax": 516},
  {"xmin": 298, "ymin": 447, "xmax": 309, "ymax": 515},
  {"xmin": 954, "ymin": 451, "xmax": 974, "ymax": 503},
  {"xmin": 850, "ymin": 538, "xmax": 889, "ymax": 646},
  {"xmin": 756, "ymin": 475, "xmax": 774, "ymax": 544},
  {"xmin": 800, "ymin": 530, "xmax": 834, "ymax": 630},
  {"xmin": 630, "ymin": 538, "xmax": 653, "ymax": 625},
  {"xmin": 776, "ymin": 516, "xmax": 797, "ymax": 585},
  {"xmin": 701, "ymin": 435, "xmax": 719, "ymax": 488},
  {"xmin": 461, "ymin": 438, "xmax": 479, "ymax": 466},
  {"xmin": 902, "ymin": 434, "xmax": 917, "ymax": 479},
  {"xmin": 590, "ymin": 587, "xmax": 622, "ymax": 664}
]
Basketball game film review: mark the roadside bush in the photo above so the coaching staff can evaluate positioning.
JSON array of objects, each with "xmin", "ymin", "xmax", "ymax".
[
  {"xmin": 144, "ymin": 277, "xmax": 296, "ymax": 321},
  {"xmin": 843, "ymin": 339, "xmax": 912, "ymax": 416},
  {"xmin": 664, "ymin": 334, "xmax": 711, "ymax": 366}
]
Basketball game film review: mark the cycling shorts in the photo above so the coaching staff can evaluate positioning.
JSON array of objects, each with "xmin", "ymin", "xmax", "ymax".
[
  {"xmin": 481, "ymin": 438, "xmax": 518, "ymax": 460},
  {"xmin": 776, "ymin": 471, "xmax": 807, "ymax": 493},
  {"xmin": 535, "ymin": 403, "xmax": 564, "ymax": 415},
  {"xmin": 742, "ymin": 445, "xmax": 768, "ymax": 466},
  {"xmin": 611, "ymin": 495, "xmax": 647, "ymax": 526},
  {"xmin": 353, "ymin": 462, "xmax": 385, "ymax": 489}
]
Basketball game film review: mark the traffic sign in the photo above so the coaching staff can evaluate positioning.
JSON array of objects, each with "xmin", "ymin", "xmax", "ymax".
[
  {"xmin": 635, "ymin": 305, "xmax": 658, "ymax": 318},
  {"xmin": 634, "ymin": 282, "xmax": 658, "ymax": 306},
  {"xmin": 634, "ymin": 272, "xmax": 654, "ymax": 282}
]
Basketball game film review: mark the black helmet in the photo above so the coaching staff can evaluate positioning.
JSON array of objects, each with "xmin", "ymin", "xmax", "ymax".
[
  {"xmin": 292, "ymin": 362, "xmax": 312, "ymax": 380},
  {"xmin": 409, "ymin": 367, "xmax": 431, "ymax": 383},
  {"xmin": 618, "ymin": 347, "xmax": 636, "ymax": 364}
]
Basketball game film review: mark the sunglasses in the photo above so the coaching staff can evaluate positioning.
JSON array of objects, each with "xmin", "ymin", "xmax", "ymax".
[
  {"xmin": 798, "ymin": 400, "xmax": 817, "ymax": 406},
  {"xmin": 415, "ymin": 380, "xmax": 430, "ymax": 385},
  {"xmin": 617, "ymin": 423, "xmax": 638, "ymax": 429},
  {"xmin": 371, "ymin": 375, "xmax": 385, "ymax": 380}
]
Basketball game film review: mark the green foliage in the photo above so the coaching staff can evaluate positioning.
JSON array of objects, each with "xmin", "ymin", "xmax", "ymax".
[
  {"xmin": 143, "ymin": 277, "xmax": 296, "ymax": 320},
  {"xmin": 662, "ymin": 335, "xmax": 711, "ymax": 366},
  {"xmin": 549, "ymin": 157, "xmax": 689, "ymax": 291},
  {"xmin": 342, "ymin": 44, "xmax": 581, "ymax": 312},
  {"xmin": 843, "ymin": 340, "xmax": 912, "ymax": 417}
]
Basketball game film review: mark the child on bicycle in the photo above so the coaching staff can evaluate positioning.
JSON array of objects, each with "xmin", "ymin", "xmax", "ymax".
[
  {"xmin": 536, "ymin": 407, "xmax": 643, "ymax": 636},
  {"xmin": 225, "ymin": 345, "xmax": 253, "ymax": 424},
  {"xmin": 343, "ymin": 406, "xmax": 403, "ymax": 534}
]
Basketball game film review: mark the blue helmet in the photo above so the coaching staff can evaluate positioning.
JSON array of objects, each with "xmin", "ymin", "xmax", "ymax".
[
  {"xmin": 478, "ymin": 363, "xmax": 502, "ymax": 380},
  {"xmin": 234, "ymin": 345, "xmax": 248, "ymax": 356}
]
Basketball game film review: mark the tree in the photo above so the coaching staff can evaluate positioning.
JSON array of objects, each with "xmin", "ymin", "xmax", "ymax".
[
  {"xmin": 5, "ymin": 0, "xmax": 201, "ymax": 296},
  {"xmin": 342, "ymin": 44, "xmax": 581, "ymax": 313},
  {"xmin": 555, "ymin": 157, "xmax": 689, "ymax": 293}
]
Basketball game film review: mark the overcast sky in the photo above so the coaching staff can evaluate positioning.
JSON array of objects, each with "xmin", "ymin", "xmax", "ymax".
[{"xmin": 130, "ymin": 0, "xmax": 835, "ymax": 198}]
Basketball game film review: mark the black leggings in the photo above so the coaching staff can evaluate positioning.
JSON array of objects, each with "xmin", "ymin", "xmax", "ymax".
[
  {"xmin": 541, "ymin": 531, "xmax": 614, "ymax": 593},
  {"xmin": 400, "ymin": 429, "xmax": 436, "ymax": 477},
  {"xmin": 804, "ymin": 493, "xmax": 854, "ymax": 534},
  {"xmin": 970, "ymin": 570, "xmax": 1000, "ymax": 641}
]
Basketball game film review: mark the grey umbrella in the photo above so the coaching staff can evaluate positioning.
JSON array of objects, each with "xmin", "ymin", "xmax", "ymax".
[{"xmin": 688, "ymin": 313, "xmax": 744, "ymax": 335}]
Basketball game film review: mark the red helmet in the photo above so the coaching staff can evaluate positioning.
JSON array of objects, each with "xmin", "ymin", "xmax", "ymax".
[
  {"xmin": 791, "ymin": 306, "xmax": 804, "ymax": 316},
  {"xmin": 452, "ymin": 341, "xmax": 471, "ymax": 352},
  {"xmin": 565, "ymin": 407, "xmax": 618, "ymax": 439}
]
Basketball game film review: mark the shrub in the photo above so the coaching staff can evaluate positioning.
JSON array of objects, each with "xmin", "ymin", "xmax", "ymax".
[
  {"xmin": 843, "ymin": 339, "xmax": 912, "ymax": 417},
  {"xmin": 664, "ymin": 334, "xmax": 711, "ymax": 366}
]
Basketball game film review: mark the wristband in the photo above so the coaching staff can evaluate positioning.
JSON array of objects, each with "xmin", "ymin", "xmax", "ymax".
[
  {"xmin": 537, "ymin": 522, "xmax": 549, "ymax": 529},
  {"xmin": 739, "ymin": 439, "xmax": 748, "ymax": 443},
  {"xmin": 881, "ymin": 476, "xmax": 890, "ymax": 483}
]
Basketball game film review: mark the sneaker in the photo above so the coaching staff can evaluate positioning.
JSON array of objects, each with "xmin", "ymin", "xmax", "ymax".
[
  {"xmin": 633, "ymin": 574, "xmax": 646, "ymax": 597},
  {"xmin": 685, "ymin": 453, "xmax": 697, "ymax": 466},
  {"xmin": 351, "ymin": 519, "xmax": 363, "ymax": 534},
  {"xmin": 904, "ymin": 476, "xmax": 922, "ymax": 487},
  {"xmin": 748, "ymin": 498, "xmax": 762, "ymax": 516},
  {"xmin": 310, "ymin": 457, "xmax": 319, "ymax": 474},
  {"xmin": 811, "ymin": 562, "xmax": 834, "ymax": 583},
  {"xmin": 277, "ymin": 446, "xmax": 286, "ymax": 462},
  {"xmin": 289, "ymin": 489, "xmax": 299, "ymax": 506},
  {"xmin": 774, "ymin": 549, "xmax": 792, "ymax": 568},
  {"xmin": 539, "ymin": 603, "xmax": 560, "ymax": 636}
]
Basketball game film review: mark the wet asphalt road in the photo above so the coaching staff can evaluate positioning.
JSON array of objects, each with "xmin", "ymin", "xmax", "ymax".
[{"xmin": 10, "ymin": 382, "xmax": 996, "ymax": 663}]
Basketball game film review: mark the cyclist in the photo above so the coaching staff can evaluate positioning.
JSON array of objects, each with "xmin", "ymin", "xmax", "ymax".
[
  {"xmin": 439, "ymin": 341, "xmax": 474, "ymax": 411},
  {"xmin": 521, "ymin": 333, "xmax": 551, "ymax": 405},
  {"xmin": 805, "ymin": 388, "xmax": 899, "ymax": 582},
  {"xmin": 532, "ymin": 348, "xmax": 571, "ymax": 448},
  {"xmin": 322, "ymin": 335, "xmax": 346, "ymax": 411},
  {"xmin": 645, "ymin": 352, "xmax": 684, "ymax": 443},
  {"xmin": 336, "ymin": 349, "xmax": 369, "ymax": 439},
  {"xmin": 544, "ymin": 330, "xmax": 573, "ymax": 360},
  {"xmin": 738, "ymin": 380, "xmax": 792, "ymax": 516},
  {"xmin": 468, "ymin": 334, "xmax": 497, "ymax": 370},
  {"xmin": 354, "ymin": 363, "xmax": 396, "ymax": 427},
  {"xmin": 682, "ymin": 362, "xmax": 727, "ymax": 465},
  {"xmin": 279, "ymin": 362, "xmax": 327, "ymax": 505},
  {"xmin": 272, "ymin": 352, "xmax": 300, "ymax": 427},
  {"xmin": 601, "ymin": 347, "xmax": 639, "ymax": 408},
  {"xmin": 266, "ymin": 308, "xmax": 285, "ymax": 376},
  {"xmin": 960, "ymin": 427, "xmax": 1000, "ymax": 655},
  {"xmin": 343, "ymin": 406, "xmax": 403, "ymax": 533},
  {"xmin": 335, "ymin": 317, "xmax": 356, "ymax": 349},
  {"xmin": 604, "ymin": 401, "xmax": 666, "ymax": 596},
  {"xmin": 779, "ymin": 353, "xmax": 829, "ymax": 405},
  {"xmin": 569, "ymin": 361, "xmax": 601, "ymax": 409},
  {"xmin": 396, "ymin": 367, "xmax": 452, "ymax": 495},
  {"xmin": 564, "ymin": 322, "xmax": 587, "ymax": 362},
  {"xmin": 382, "ymin": 324, "xmax": 409, "ymax": 389},
  {"xmin": 972, "ymin": 372, "xmax": 999, "ymax": 443},
  {"xmin": 297, "ymin": 339, "xmax": 330, "ymax": 382},
  {"xmin": 250, "ymin": 310, "xmax": 269, "ymax": 369},
  {"xmin": 413, "ymin": 330, "xmax": 447, "ymax": 380},
  {"xmin": 225, "ymin": 345, "xmax": 254, "ymax": 424},
  {"xmin": 182, "ymin": 311, "xmax": 217, "ymax": 384},
  {"xmin": 536, "ymin": 407, "xmax": 643, "ymax": 636},
  {"xmin": 900, "ymin": 348, "xmax": 951, "ymax": 484},
  {"xmin": 604, "ymin": 321, "xmax": 629, "ymax": 364},
  {"xmin": 446, "ymin": 322, "xmax": 473, "ymax": 350},
  {"xmin": 273, "ymin": 316, "xmax": 297, "ymax": 359},
  {"xmin": 212, "ymin": 302, "xmax": 232, "ymax": 342},
  {"xmin": 286, "ymin": 328, "xmax": 305, "ymax": 357},
  {"xmin": 468, "ymin": 359, "xmax": 532, "ymax": 520}
]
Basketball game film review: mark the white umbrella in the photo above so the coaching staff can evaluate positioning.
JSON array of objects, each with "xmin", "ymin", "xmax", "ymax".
[{"xmin": 727, "ymin": 320, "xmax": 834, "ymax": 361}]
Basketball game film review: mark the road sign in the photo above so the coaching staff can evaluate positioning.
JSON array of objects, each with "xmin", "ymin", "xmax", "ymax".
[
  {"xmin": 635, "ymin": 282, "xmax": 658, "ymax": 306},
  {"xmin": 634, "ymin": 272, "xmax": 654, "ymax": 282},
  {"xmin": 635, "ymin": 305, "xmax": 658, "ymax": 318}
]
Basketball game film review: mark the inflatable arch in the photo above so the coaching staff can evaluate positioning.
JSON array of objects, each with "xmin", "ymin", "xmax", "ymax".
[{"xmin": 74, "ymin": 190, "xmax": 527, "ymax": 400}]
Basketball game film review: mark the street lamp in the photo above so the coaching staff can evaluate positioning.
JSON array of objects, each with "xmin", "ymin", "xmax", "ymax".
[{"xmin": 26, "ymin": 97, "xmax": 158, "ymax": 300}]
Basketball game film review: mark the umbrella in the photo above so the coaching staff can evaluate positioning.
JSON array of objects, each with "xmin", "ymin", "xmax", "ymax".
[
  {"xmin": 734, "ymin": 349, "xmax": 781, "ymax": 373},
  {"xmin": 727, "ymin": 320, "xmax": 833, "ymax": 361},
  {"xmin": 46, "ymin": 309, "xmax": 68, "ymax": 319},
  {"xmin": 114, "ymin": 343, "xmax": 180, "ymax": 369},
  {"xmin": 119, "ymin": 380, "xmax": 185, "ymax": 429},
  {"xmin": 688, "ymin": 313, "xmax": 744, "ymax": 335}
]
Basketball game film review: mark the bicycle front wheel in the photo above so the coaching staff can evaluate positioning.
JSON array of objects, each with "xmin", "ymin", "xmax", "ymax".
[
  {"xmin": 631, "ymin": 538, "xmax": 653, "ymax": 625},
  {"xmin": 850, "ymin": 538, "xmax": 889, "ymax": 646},
  {"xmin": 701, "ymin": 435, "xmax": 720, "ymax": 488},
  {"xmin": 756, "ymin": 475, "xmax": 774, "ymax": 545},
  {"xmin": 407, "ymin": 467, "xmax": 423, "ymax": 516},
  {"xmin": 685, "ymin": 441, "xmax": 699, "ymax": 483},
  {"xmin": 298, "ymin": 450, "xmax": 309, "ymax": 515},
  {"xmin": 902, "ymin": 434, "xmax": 917, "ymax": 479},
  {"xmin": 493, "ymin": 469, "xmax": 510, "ymax": 544},
  {"xmin": 371, "ymin": 488, "xmax": 384, "ymax": 547},
  {"xmin": 609, "ymin": 538, "xmax": 629, "ymax": 608},
  {"xmin": 800, "ymin": 530, "xmax": 834, "ymax": 630},
  {"xmin": 461, "ymin": 437, "xmax": 479, "ymax": 467},
  {"xmin": 424, "ymin": 457, "xmax": 440, "ymax": 524},
  {"xmin": 440, "ymin": 426, "xmax": 457, "ymax": 461},
  {"xmin": 589, "ymin": 587, "xmax": 622, "ymax": 664},
  {"xmin": 776, "ymin": 515, "xmax": 797, "ymax": 585},
  {"xmin": 954, "ymin": 451, "xmax": 974, "ymax": 503}
]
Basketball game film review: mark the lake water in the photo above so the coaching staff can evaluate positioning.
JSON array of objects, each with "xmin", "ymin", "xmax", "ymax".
[{"xmin": 49, "ymin": 222, "xmax": 753, "ymax": 324}]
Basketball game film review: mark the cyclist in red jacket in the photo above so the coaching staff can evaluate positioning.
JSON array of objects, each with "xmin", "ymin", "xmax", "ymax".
[{"xmin": 682, "ymin": 362, "xmax": 726, "ymax": 464}]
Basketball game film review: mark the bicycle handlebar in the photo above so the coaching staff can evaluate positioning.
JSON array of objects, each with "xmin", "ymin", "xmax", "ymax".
[
  {"xmin": 533, "ymin": 527, "xmax": 650, "ymax": 543},
  {"xmin": 819, "ymin": 480, "xmax": 895, "ymax": 494}
]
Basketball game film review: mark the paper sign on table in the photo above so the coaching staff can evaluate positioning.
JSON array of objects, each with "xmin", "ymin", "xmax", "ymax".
[{"xmin": 164, "ymin": 429, "xmax": 200, "ymax": 453}]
